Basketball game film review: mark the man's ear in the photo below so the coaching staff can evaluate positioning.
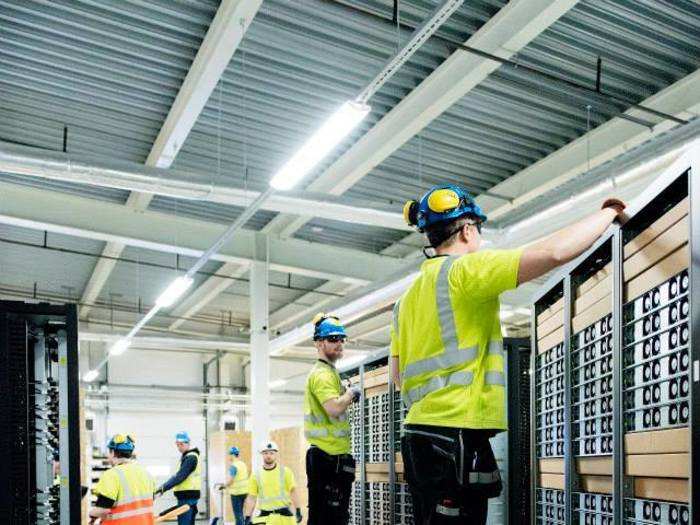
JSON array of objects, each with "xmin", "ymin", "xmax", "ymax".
[{"xmin": 460, "ymin": 222, "xmax": 472, "ymax": 243}]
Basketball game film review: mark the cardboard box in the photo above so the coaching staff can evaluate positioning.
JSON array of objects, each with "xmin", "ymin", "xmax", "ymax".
[
  {"xmin": 365, "ymin": 384, "xmax": 388, "ymax": 397},
  {"xmin": 537, "ymin": 297, "xmax": 564, "ymax": 326},
  {"xmin": 577, "ymin": 263, "xmax": 612, "ymax": 296},
  {"xmin": 365, "ymin": 462, "xmax": 389, "ymax": 474},
  {"xmin": 624, "ymin": 215, "xmax": 688, "ymax": 282},
  {"xmin": 574, "ymin": 274, "xmax": 611, "ymax": 316},
  {"xmin": 537, "ymin": 311, "xmax": 563, "ymax": 340},
  {"xmin": 363, "ymin": 372, "xmax": 388, "ymax": 390},
  {"xmin": 572, "ymin": 295, "xmax": 611, "ymax": 334},
  {"xmin": 538, "ymin": 326, "xmax": 564, "ymax": 354},
  {"xmin": 539, "ymin": 458, "xmax": 564, "ymax": 474},
  {"xmin": 364, "ymin": 366, "xmax": 388, "ymax": 380},
  {"xmin": 634, "ymin": 477, "xmax": 689, "ymax": 503},
  {"xmin": 366, "ymin": 472, "xmax": 390, "ymax": 483},
  {"xmin": 581, "ymin": 475, "xmax": 613, "ymax": 494},
  {"xmin": 625, "ymin": 244, "xmax": 688, "ymax": 299},
  {"xmin": 625, "ymin": 454, "xmax": 689, "ymax": 478},
  {"xmin": 625, "ymin": 197, "xmax": 688, "ymax": 259},
  {"xmin": 576, "ymin": 456, "xmax": 612, "ymax": 476},
  {"xmin": 538, "ymin": 473, "xmax": 565, "ymax": 490},
  {"xmin": 624, "ymin": 428, "xmax": 689, "ymax": 455}
]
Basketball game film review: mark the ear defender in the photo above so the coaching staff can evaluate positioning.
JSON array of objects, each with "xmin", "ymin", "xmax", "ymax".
[
  {"xmin": 427, "ymin": 188, "xmax": 461, "ymax": 213},
  {"xmin": 403, "ymin": 200, "xmax": 419, "ymax": 227}
]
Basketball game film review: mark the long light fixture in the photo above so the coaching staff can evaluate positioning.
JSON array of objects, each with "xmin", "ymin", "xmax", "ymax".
[
  {"xmin": 81, "ymin": 2, "xmax": 464, "ymax": 382},
  {"xmin": 83, "ymin": 369, "xmax": 99, "ymax": 382},
  {"xmin": 270, "ymin": 101, "xmax": 371, "ymax": 191},
  {"xmin": 155, "ymin": 276, "xmax": 194, "ymax": 308},
  {"xmin": 109, "ymin": 338, "xmax": 131, "ymax": 356}
]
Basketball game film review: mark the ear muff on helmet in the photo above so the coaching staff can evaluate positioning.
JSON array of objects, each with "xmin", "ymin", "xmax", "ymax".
[
  {"xmin": 113, "ymin": 434, "xmax": 134, "ymax": 445},
  {"xmin": 403, "ymin": 200, "xmax": 419, "ymax": 227},
  {"xmin": 427, "ymin": 188, "xmax": 461, "ymax": 213},
  {"xmin": 109, "ymin": 434, "xmax": 135, "ymax": 451},
  {"xmin": 312, "ymin": 312, "xmax": 328, "ymax": 327}
]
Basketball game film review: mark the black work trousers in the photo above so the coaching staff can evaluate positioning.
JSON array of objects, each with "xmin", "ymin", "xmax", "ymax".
[
  {"xmin": 401, "ymin": 425, "xmax": 502, "ymax": 525},
  {"xmin": 306, "ymin": 446, "xmax": 355, "ymax": 525}
]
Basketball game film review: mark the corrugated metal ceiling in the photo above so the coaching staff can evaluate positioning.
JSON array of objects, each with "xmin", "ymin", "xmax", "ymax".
[{"xmin": 0, "ymin": 0, "xmax": 698, "ymax": 335}]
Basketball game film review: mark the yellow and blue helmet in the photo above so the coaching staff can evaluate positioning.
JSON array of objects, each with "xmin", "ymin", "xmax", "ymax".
[
  {"xmin": 312, "ymin": 313, "xmax": 347, "ymax": 341},
  {"xmin": 403, "ymin": 184, "xmax": 486, "ymax": 232},
  {"xmin": 229, "ymin": 446, "xmax": 240, "ymax": 456},
  {"xmin": 108, "ymin": 433, "xmax": 135, "ymax": 453}
]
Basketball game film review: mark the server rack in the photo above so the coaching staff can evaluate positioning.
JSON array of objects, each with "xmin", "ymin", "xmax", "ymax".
[
  {"xmin": 341, "ymin": 337, "xmax": 531, "ymax": 525},
  {"xmin": 530, "ymin": 149, "xmax": 699, "ymax": 525},
  {"xmin": 0, "ymin": 301, "xmax": 81, "ymax": 525}
]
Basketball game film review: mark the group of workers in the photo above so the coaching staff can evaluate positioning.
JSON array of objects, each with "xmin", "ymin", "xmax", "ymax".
[{"xmin": 90, "ymin": 184, "xmax": 626, "ymax": 524}]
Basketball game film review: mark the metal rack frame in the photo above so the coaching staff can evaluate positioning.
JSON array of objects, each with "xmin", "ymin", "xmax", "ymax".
[
  {"xmin": 0, "ymin": 300, "xmax": 80, "ymax": 524},
  {"xmin": 529, "ymin": 147, "xmax": 700, "ymax": 524}
]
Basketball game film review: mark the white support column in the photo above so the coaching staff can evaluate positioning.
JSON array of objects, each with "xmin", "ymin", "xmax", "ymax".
[{"xmin": 249, "ymin": 233, "xmax": 270, "ymax": 469}]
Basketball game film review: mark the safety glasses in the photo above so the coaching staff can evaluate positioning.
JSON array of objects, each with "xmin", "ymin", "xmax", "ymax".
[{"xmin": 324, "ymin": 335, "xmax": 346, "ymax": 343}]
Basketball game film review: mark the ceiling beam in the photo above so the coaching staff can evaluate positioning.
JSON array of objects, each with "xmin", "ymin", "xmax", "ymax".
[
  {"xmin": 260, "ymin": 0, "xmax": 580, "ymax": 238},
  {"xmin": 0, "ymin": 143, "xmax": 409, "ymax": 232},
  {"xmin": 0, "ymin": 180, "xmax": 405, "ymax": 284},
  {"xmin": 476, "ymin": 69, "xmax": 700, "ymax": 220},
  {"xmin": 79, "ymin": 0, "xmax": 263, "ymax": 318},
  {"xmin": 373, "ymin": 69, "xmax": 700, "ymax": 258}
]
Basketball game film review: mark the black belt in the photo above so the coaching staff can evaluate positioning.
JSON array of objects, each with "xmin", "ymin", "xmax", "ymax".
[{"xmin": 259, "ymin": 507, "xmax": 293, "ymax": 517}]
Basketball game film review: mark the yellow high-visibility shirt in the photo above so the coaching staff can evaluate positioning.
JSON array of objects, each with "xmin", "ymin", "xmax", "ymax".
[
  {"xmin": 93, "ymin": 462, "xmax": 156, "ymax": 524},
  {"xmin": 248, "ymin": 465, "xmax": 296, "ymax": 511},
  {"xmin": 303, "ymin": 360, "xmax": 351, "ymax": 455},
  {"xmin": 391, "ymin": 249, "xmax": 522, "ymax": 430}
]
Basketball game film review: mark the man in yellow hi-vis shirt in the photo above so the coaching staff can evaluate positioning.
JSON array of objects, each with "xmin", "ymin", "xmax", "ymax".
[
  {"xmin": 304, "ymin": 314, "xmax": 360, "ymax": 525},
  {"xmin": 393, "ymin": 184, "xmax": 626, "ymax": 524},
  {"xmin": 243, "ymin": 442, "xmax": 302, "ymax": 525},
  {"xmin": 227, "ymin": 446, "xmax": 249, "ymax": 524},
  {"xmin": 89, "ymin": 434, "xmax": 155, "ymax": 524}
]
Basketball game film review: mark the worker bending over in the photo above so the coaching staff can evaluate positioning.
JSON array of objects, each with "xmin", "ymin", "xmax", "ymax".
[
  {"xmin": 90, "ymin": 434, "xmax": 155, "ymax": 524},
  {"xmin": 154, "ymin": 431, "xmax": 201, "ymax": 525},
  {"xmin": 243, "ymin": 441, "xmax": 302, "ymax": 524},
  {"xmin": 392, "ymin": 184, "xmax": 626, "ymax": 524},
  {"xmin": 304, "ymin": 314, "xmax": 360, "ymax": 525}
]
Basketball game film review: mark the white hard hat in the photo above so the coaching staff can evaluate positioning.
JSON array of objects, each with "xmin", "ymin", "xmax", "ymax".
[{"xmin": 260, "ymin": 441, "xmax": 279, "ymax": 453}]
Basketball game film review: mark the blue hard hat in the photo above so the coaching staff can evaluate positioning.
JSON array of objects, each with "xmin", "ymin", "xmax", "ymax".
[
  {"xmin": 404, "ymin": 184, "xmax": 487, "ymax": 232},
  {"xmin": 108, "ymin": 434, "xmax": 135, "ymax": 453},
  {"xmin": 229, "ymin": 446, "xmax": 240, "ymax": 456},
  {"xmin": 312, "ymin": 313, "xmax": 347, "ymax": 341},
  {"xmin": 175, "ymin": 431, "xmax": 190, "ymax": 443}
]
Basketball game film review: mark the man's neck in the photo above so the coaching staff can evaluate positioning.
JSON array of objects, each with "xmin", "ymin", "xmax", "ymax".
[
  {"xmin": 113, "ymin": 458, "xmax": 130, "ymax": 466},
  {"xmin": 435, "ymin": 244, "xmax": 471, "ymax": 257},
  {"xmin": 318, "ymin": 357, "xmax": 335, "ymax": 367}
]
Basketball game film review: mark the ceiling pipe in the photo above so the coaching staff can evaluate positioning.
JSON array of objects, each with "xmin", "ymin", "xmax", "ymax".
[{"xmin": 0, "ymin": 141, "xmax": 409, "ymax": 231}]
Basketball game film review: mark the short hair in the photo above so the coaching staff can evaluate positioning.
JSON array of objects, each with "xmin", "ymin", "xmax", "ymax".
[
  {"xmin": 425, "ymin": 214, "xmax": 480, "ymax": 248},
  {"xmin": 112, "ymin": 449, "xmax": 133, "ymax": 459}
]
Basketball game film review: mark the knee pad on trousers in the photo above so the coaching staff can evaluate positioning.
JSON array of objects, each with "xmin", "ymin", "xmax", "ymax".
[{"xmin": 428, "ymin": 497, "xmax": 463, "ymax": 524}]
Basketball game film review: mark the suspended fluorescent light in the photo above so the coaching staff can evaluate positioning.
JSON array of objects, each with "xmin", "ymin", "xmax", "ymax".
[
  {"xmin": 109, "ymin": 338, "xmax": 131, "ymax": 356},
  {"xmin": 270, "ymin": 101, "xmax": 371, "ymax": 191},
  {"xmin": 268, "ymin": 379, "xmax": 288, "ymax": 390},
  {"xmin": 155, "ymin": 276, "xmax": 194, "ymax": 308},
  {"xmin": 83, "ymin": 369, "xmax": 99, "ymax": 382}
]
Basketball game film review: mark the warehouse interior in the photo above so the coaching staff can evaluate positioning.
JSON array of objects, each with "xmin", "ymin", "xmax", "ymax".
[{"xmin": 1, "ymin": 0, "xmax": 699, "ymax": 524}]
